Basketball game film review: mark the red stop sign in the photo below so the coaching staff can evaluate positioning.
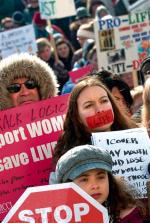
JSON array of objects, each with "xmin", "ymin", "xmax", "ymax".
[{"xmin": 2, "ymin": 183, "xmax": 109, "ymax": 223}]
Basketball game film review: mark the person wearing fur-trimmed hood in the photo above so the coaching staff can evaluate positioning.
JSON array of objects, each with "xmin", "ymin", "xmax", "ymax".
[
  {"xmin": 0, "ymin": 82, "xmax": 12, "ymax": 110},
  {"xmin": 0, "ymin": 53, "xmax": 59, "ymax": 110}
]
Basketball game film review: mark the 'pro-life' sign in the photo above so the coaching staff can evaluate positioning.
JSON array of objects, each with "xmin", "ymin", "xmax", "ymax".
[{"xmin": 94, "ymin": 9, "xmax": 150, "ymax": 74}]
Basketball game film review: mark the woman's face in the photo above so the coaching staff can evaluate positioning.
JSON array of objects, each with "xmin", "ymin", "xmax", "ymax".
[
  {"xmin": 111, "ymin": 87, "xmax": 131, "ymax": 116},
  {"xmin": 57, "ymin": 43, "xmax": 70, "ymax": 58},
  {"xmin": 39, "ymin": 46, "xmax": 51, "ymax": 62},
  {"xmin": 77, "ymin": 86, "xmax": 114, "ymax": 132},
  {"xmin": 88, "ymin": 52, "xmax": 98, "ymax": 71},
  {"xmin": 73, "ymin": 169, "xmax": 109, "ymax": 204},
  {"xmin": 77, "ymin": 36, "xmax": 88, "ymax": 47}
]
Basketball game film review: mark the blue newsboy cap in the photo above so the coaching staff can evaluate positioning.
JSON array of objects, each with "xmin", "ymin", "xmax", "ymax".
[{"xmin": 55, "ymin": 144, "xmax": 112, "ymax": 183}]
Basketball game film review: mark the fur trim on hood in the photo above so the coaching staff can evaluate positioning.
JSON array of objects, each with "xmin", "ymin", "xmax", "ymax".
[
  {"xmin": 0, "ymin": 82, "xmax": 12, "ymax": 110},
  {"xmin": 0, "ymin": 53, "xmax": 59, "ymax": 110}
]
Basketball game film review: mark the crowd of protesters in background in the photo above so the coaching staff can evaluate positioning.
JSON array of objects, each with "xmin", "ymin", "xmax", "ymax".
[
  {"xmin": 0, "ymin": 0, "xmax": 123, "ymax": 94},
  {"xmin": 0, "ymin": 1, "xmax": 150, "ymax": 222}
]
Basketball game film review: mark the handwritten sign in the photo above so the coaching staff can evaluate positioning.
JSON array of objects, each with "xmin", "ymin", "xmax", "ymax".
[
  {"xmin": 0, "ymin": 94, "xmax": 69, "ymax": 221},
  {"xmin": 0, "ymin": 25, "xmax": 37, "ymax": 59},
  {"xmin": 69, "ymin": 65, "xmax": 93, "ymax": 83},
  {"xmin": 39, "ymin": 0, "xmax": 76, "ymax": 19},
  {"xmin": 94, "ymin": 9, "xmax": 150, "ymax": 74},
  {"xmin": 92, "ymin": 128, "xmax": 150, "ymax": 198}
]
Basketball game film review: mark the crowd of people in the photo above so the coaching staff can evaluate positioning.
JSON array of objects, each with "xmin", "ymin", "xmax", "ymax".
[
  {"xmin": 0, "ymin": 0, "xmax": 131, "ymax": 93},
  {"xmin": 0, "ymin": 0, "xmax": 150, "ymax": 222}
]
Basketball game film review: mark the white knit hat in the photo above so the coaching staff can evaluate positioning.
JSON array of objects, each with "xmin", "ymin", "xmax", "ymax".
[{"xmin": 77, "ymin": 22, "xmax": 95, "ymax": 40}]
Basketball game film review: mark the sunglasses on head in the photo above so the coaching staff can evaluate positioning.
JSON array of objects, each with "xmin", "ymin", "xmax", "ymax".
[{"xmin": 7, "ymin": 79, "xmax": 38, "ymax": 93}]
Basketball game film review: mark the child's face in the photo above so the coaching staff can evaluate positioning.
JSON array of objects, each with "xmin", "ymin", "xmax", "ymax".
[{"xmin": 73, "ymin": 169, "xmax": 109, "ymax": 204}]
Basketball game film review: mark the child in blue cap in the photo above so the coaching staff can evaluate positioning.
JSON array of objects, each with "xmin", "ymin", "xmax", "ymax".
[{"xmin": 52, "ymin": 144, "xmax": 143, "ymax": 223}]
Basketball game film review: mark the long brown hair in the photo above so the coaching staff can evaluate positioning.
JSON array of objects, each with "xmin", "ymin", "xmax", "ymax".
[
  {"xmin": 62, "ymin": 172, "xmax": 144, "ymax": 220},
  {"xmin": 107, "ymin": 173, "xmax": 144, "ymax": 221},
  {"xmin": 53, "ymin": 76, "xmax": 137, "ymax": 163}
]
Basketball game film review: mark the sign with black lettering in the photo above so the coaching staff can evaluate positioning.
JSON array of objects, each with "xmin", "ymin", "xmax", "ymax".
[
  {"xmin": 92, "ymin": 128, "xmax": 150, "ymax": 198},
  {"xmin": 0, "ymin": 25, "xmax": 37, "ymax": 59},
  {"xmin": 2, "ymin": 183, "xmax": 109, "ymax": 223},
  {"xmin": 39, "ymin": 0, "xmax": 76, "ymax": 19},
  {"xmin": 94, "ymin": 9, "xmax": 150, "ymax": 73},
  {"xmin": 0, "ymin": 94, "xmax": 69, "ymax": 221}
]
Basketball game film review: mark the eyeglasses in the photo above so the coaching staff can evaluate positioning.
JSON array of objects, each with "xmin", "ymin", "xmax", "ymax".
[{"xmin": 7, "ymin": 79, "xmax": 38, "ymax": 93}]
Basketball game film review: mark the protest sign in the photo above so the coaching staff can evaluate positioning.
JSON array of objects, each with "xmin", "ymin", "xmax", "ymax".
[
  {"xmin": 94, "ymin": 9, "xmax": 150, "ymax": 74},
  {"xmin": 0, "ymin": 25, "xmax": 37, "ymax": 59},
  {"xmin": 2, "ymin": 183, "xmax": 109, "ymax": 223},
  {"xmin": 92, "ymin": 127, "xmax": 150, "ymax": 198},
  {"xmin": 39, "ymin": 0, "xmax": 76, "ymax": 19},
  {"xmin": 69, "ymin": 65, "xmax": 93, "ymax": 83},
  {"xmin": 0, "ymin": 94, "xmax": 69, "ymax": 221}
]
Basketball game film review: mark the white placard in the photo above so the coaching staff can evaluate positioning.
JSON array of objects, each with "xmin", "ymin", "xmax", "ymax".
[
  {"xmin": 0, "ymin": 25, "xmax": 37, "ymax": 59},
  {"xmin": 94, "ymin": 9, "xmax": 150, "ymax": 74},
  {"xmin": 39, "ymin": 0, "xmax": 76, "ymax": 19},
  {"xmin": 92, "ymin": 127, "xmax": 150, "ymax": 198}
]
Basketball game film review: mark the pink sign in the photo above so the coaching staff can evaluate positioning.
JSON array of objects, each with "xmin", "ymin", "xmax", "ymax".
[
  {"xmin": 0, "ymin": 94, "xmax": 69, "ymax": 221},
  {"xmin": 69, "ymin": 65, "xmax": 93, "ymax": 83}
]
